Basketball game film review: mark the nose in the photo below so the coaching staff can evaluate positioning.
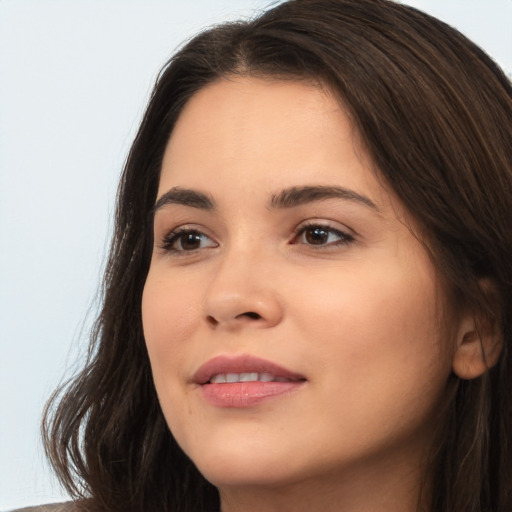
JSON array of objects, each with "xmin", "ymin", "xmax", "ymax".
[{"xmin": 202, "ymin": 250, "xmax": 284, "ymax": 330}]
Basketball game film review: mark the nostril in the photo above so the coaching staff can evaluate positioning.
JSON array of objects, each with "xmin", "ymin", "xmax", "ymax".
[
  {"xmin": 238, "ymin": 311, "xmax": 261, "ymax": 320},
  {"xmin": 206, "ymin": 315, "xmax": 219, "ymax": 326},
  {"xmin": 206, "ymin": 311, "xmax": 263, "ymax": 326}
]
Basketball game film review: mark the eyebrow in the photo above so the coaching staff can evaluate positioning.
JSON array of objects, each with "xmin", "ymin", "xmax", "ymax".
[
  {"xmin": 153, "ymin": 185, "xmax": 379, "ymax": 213},
  {"xmin": 153, "ymin": 187, "xmax": 215, "ymax": 213},
  {"xmin": 269, "ymin": 185, "xmax": 379, "ymax": 211}
]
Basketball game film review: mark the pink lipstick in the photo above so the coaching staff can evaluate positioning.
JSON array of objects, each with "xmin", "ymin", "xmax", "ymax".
[{"xmin": 193, "ymin": 355, "xmax": 306, "ymax": 407}]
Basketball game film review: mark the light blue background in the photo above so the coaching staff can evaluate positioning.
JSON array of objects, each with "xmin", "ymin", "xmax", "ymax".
[{"xmin": 1, "ymin": 1, "xmax": 511, "ymax": 509}]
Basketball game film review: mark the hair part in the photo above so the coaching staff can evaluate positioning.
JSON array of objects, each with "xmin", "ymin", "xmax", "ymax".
[{"xmin": 43, "ymin": 1, "xmax": 512, "ymax": 511}]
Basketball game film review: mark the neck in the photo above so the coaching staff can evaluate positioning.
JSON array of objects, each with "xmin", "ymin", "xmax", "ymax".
[{"xmin": 218, "ymin": 447, "xmax": 432, "ymax": 512}]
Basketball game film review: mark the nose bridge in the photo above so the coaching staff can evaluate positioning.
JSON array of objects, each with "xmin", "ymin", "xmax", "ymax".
[{"xmin": 202, "ymin": 238, "xmax": 283, "ymax": 328}]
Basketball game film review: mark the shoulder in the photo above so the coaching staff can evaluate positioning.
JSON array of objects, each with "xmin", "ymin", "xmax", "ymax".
[{"xmin": 9, "ymin": 502, "xmax": 89, "ymax": 512}]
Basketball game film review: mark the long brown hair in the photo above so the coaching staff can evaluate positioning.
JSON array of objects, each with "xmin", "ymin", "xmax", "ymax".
[{"xmin": 43, "ymin": 1, "xmax": 512, "ymax": 511}]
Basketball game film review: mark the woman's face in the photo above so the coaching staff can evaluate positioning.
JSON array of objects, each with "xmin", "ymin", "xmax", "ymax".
[{"xmin": 142, "ymin": 78, "xmax": 456, "ymax": 494}]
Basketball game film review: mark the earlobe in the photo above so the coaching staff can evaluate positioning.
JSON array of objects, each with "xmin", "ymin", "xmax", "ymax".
[{"xmin": 452, "ymin": 309, "xmax": 502, "ymax": 380}]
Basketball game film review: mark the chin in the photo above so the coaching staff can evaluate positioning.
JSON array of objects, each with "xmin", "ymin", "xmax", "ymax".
[
  {"xmin": 186, "ymin": 442, "xmax": 303, "ymax": 488},
  {"xmin": 200, "ymin": 462, "xmax": 301, "ymax": 490}
]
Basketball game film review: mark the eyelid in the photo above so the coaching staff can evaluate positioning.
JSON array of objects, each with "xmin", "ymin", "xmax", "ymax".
[
  {"xmin": 293, "ymin": 218, "xmax": 355, "ymax": 236},
  {"xmin": 158, "ymin": 224, "xmax": 218, "ymax": 253},
  {"xmin": 155, "ymin": 218, "xmax": 355, "ymax": 255},
  {"xmin": 291, "ymin": 219, "xmax": 355, "ymax": 247}
]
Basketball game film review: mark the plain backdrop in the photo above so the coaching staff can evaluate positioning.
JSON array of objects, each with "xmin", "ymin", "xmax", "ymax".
[{"xmin": 1, "ymin": 1, "xmax": 511, "ymax": 510}]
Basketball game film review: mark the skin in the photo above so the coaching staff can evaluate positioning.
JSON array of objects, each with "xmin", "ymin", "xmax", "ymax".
[{"xmin": 142, "ymin": 77, "xmax": 463, "ymax": 512}]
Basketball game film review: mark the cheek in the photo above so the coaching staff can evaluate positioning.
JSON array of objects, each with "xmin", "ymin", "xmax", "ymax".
[
  {"xmin": 293, "ymin": 261, "xmax": 441, "ymax": 342},
  {"xmin": 291, "ymin": 259, "xmax": 452, "ymax": 414},
  {"xmin": 141, "ymin": 270, "xmax": 202, "ymax": 399},
  {"xmin": 141, "ymin": 271, "xmax": 205, "ymax": 443},
  {"xmin": 142, "ymin": 271, "xmax": 199, "ymax": 348}
]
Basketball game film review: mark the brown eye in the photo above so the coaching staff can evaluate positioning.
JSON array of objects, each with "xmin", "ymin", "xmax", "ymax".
[
  {"xmin": 162, "ymin": 229, "xmax": 217, "ymax": 252},
  {"xmin": 304, "ymin": 227, "xmax": 330, "ymax": 245},
  {"xmin": 294, "ymin": 224, "xmax": 354, "ymax": 247},
  {"xmin": 179, "ymin": 232, "xmax": 203, "ymax": 250}
]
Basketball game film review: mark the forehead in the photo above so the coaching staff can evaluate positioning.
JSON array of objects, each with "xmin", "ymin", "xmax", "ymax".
[{"xmin": 159, "ymin": 77, "xmax": 391, "ymax": 211}]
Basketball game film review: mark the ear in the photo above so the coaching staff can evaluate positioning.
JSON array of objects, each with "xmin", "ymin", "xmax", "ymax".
[{"xmin": 452, "ymin": 283, "xmax": 502, "ymax": 380}]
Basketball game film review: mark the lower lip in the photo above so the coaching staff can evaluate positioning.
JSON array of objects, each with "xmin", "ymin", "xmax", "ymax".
[{"xmin": 200, "ymin": 381, "xmax": 304, "ymax": 407}]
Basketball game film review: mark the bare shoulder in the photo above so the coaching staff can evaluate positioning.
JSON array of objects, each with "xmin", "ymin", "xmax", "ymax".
[{"xmin": 9, "ymin": 501, "xmax": 91, "ymax": 512}]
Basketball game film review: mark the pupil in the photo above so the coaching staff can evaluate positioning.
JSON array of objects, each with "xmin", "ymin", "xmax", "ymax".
[
  {"xmin": 306, "ymin": 227, "xmax": 328, "ymax": 245},
  {"xmin": 181, "ymin": 233, "xmax": 201, "ymax": 250}
]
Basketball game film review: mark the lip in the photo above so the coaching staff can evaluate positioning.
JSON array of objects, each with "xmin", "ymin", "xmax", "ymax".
[
  {"xmin": 192, "ymin": 354, "xmax": 306, "ymax": 408},
  {"xmin": 192, "ymin": 354, "xmax": 305, "ymax": 385}
]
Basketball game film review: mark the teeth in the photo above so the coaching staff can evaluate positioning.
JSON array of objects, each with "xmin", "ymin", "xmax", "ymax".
[
  {"xmin": 239, "ymin": 372, "xmax": 258, "ymax": 382},
  {"xmin": 209, "ymin": 372, "xmax": 289, "ymax": 384}
]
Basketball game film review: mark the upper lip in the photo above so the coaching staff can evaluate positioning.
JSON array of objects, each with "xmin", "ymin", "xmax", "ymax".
[{"xmin": 192, "ymin": 354, "xmax": 306, "ymax": 385}]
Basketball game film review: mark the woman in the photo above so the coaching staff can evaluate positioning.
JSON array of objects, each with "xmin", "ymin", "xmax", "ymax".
[{"xmin": 22, "ymin": 0, "xmax": 512, "ymax": 511}]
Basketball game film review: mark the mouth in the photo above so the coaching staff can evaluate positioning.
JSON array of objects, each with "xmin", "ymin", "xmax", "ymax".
[
  {"xmin": 209, "ymin": 372, "xmax": 296, "ymax": 384},
  {"xmin": 193, "ymin": 354, "xmax": 306, "ymax": 407},
  {"xmin": 193, "ymin": 354, "xmax": 306, "ymax": 385}
]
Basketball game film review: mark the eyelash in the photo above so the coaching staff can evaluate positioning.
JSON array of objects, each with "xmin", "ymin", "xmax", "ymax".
[
  {"xmin": 292, "ymin": 222, "xmax": 354, "ymax": 247},
  {"xmin": 160, "ymin": 227, "xmax": 216, "ymax": 253},
  {"xmin": 159, "ymin": 223, "xmax": 354, "ymax": 254}
]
